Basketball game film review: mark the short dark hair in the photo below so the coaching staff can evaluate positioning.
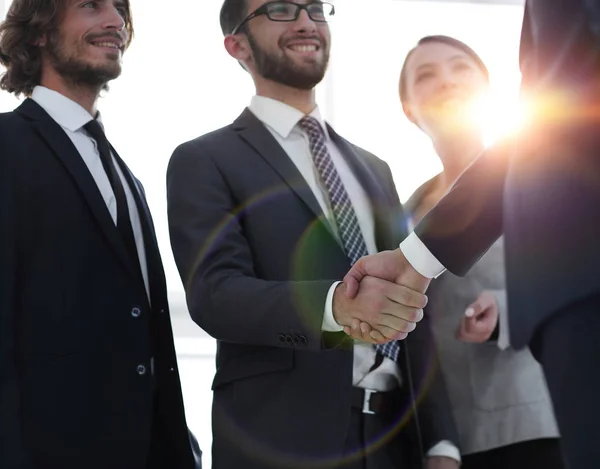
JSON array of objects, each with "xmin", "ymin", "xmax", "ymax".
[
  {"xmin": 399, "ymin": 35, "xmax": 489, "ymax": 105},
  {"xmin": 220, "ymin": 0, "xmax": 248, "ymax": 35},
  {"xmin": 0, "ymin": 0, "xmax": 134, "ymax": 97}
]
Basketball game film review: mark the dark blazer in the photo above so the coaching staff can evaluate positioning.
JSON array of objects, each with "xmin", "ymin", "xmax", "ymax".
[
  {"xmin": 167, "ymin": 108, "xmax": 457, "ymax": 469},
  {"xmin": 415, "ymin": 0, "xmax": 600, "ymax": 348},
  {"xmin": 0, "ymin": 99, "xmax": 201, "ymax": 469}
]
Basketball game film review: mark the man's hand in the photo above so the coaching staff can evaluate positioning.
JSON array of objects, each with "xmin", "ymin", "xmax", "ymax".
[
  {"xmin": 342, "ymin": 249, "xmax": 431, "ymax": 342},
  {"xmin": 333, "ymin": 277, "xmax": 426, "ymax": 343},
  {"xmin": 426, "ymin": 456, "xmax": 460, "ymax": 469},
  {"xmin": 343, "ymin": 249, "xmax": 431, "ymax": 298},
  {"xmin": 456, "ymin": 290, "xmax": 499, "ymax": 343}
]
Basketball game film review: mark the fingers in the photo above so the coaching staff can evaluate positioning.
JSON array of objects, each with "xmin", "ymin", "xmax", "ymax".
[
  {"xmin": 383, "ymin": 282, "xmax": 428, "ymax": 309},
  {"xmin": 343, "ymin": 277, "xmax": 425, "ymax": 337},
  {"xmin": 370, "ymin": 325, "xmax": 408, "ymax": 342},
  {"xmin": 379, "ymin": 313, "xmax": 418, "ymax": 334},
  {"xmin": 465, "ymin": 291, "xmax": 495, "ymax": 316},
  {"xmin": 457, "ymin": 307, "xmax": 497, "ymax": 343},
  {"xmin": 344, "ymin": 250, "xmax": 406, "ymax": 299},
  {"xmin": 343, "ymin": 320, "xmax": 380, "ymax": 344}
]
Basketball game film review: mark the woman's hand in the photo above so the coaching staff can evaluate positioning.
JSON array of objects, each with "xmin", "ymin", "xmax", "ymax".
[{"xmin": 456, "ymin": 290, "xmax": 499, "ymax": 343}]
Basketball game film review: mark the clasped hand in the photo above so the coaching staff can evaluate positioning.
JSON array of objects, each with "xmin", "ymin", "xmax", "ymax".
[{"xmin": 332, "ymin": 249, "xmax": 431, "ymax": 344}]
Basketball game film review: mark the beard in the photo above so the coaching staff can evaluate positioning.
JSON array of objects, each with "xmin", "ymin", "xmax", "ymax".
[
  {"xmin": 45, "ymin": 30, "xmax": 122, "ymax": 90},
  {"xmin": 247, "ymin": 32, "xmax": 329, "ymax": 90}
]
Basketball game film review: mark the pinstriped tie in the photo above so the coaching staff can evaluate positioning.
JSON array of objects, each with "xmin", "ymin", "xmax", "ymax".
[{"xmin": 299, "ymin": 116, "xmax": 400, "ymax": 362}]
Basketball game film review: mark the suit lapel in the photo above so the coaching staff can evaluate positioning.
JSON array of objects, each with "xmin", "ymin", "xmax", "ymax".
[
  {"xmin": 233, "ymin": 108, "xmax": 340, "ymax": 243},
  {"xmin": 16, "ymin": 99, "xmax": 142, "ymax": 283},
  {"xmin": 326, "ymin": 125, "xmax": 397, "ymax": 251}
]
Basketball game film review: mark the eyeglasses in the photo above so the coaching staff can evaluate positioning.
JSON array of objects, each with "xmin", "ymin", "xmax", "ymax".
[{"xmin": 231, "ymin": 1, "xmax": 335, "ymax": 35}]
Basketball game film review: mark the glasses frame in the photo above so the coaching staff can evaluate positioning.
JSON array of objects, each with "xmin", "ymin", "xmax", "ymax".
[{"xmin": 231, "ymin": 1, "xmax": 335, "ymax": 35}]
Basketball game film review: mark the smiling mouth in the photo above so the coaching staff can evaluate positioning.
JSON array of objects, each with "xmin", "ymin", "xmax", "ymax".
[
  {"xmin": 287, "ymin": 44, "xmax": 319, "ymax": 53},
  {"xmin": 89, "ymin": 41, "xmax": 122, "ymax": 51}
]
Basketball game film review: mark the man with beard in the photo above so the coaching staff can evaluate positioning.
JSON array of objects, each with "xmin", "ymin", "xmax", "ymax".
[
  {"xmin": 0, "ymin": 1, "xmax": 201, "ymax": 468},
  {"xmin": 167, "ymin": 1, "xmax": 459, "ymax": 468}
]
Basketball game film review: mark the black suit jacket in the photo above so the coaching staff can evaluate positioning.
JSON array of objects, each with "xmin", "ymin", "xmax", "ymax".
[
  {"xmin": 415, "ymin": 0, "xmax": 600, "ymax": 347},
  {"xmin": 167, "ymin": 108, "xmax": 457, "ymax": 469},
  {"xmin": 0, "ymin": 99, "xmax": 201, "ymax": 469}
]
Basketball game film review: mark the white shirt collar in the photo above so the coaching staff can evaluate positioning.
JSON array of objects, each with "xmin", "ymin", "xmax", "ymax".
[
  {"xmin": 249, "ymin": 95, "xmax": 329, "ymax": 139},
  {"xmin": 31, "ymin": 85, "xmax": 103, "ymax": 132}
]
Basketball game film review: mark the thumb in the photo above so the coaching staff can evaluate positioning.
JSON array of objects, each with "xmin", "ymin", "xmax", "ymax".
[
  {"xmin": 343, "ymin": 260, "xmax": 367, "ymax": 299},
  {"xmin": 464, "ymin": 301, "xmax": 484, "ymax": 320}
]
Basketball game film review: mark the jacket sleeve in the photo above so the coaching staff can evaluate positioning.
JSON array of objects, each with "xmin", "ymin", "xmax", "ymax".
[
  {"xmin": 415, "ymin": 141, "xmax": 510, "ymax": 276},
  {"xmin": 166, "ymin": 141, "xmax": 341, "ymax": 351}
]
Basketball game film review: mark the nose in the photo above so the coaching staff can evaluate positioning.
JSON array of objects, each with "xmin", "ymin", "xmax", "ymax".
[
  {"xmin": 293, "ymin": 8, "xmax": 317, "ymax": 33},
  {"xmin": 102, "ymin": 4, "xmax": 126, "ymax": 32},
  {"xmin": 439, "ymin": 66, "xmax": 459, "ymax": 90}
]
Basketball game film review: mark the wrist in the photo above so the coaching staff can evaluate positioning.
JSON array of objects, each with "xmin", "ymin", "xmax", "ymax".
[{"xmin": 332, "ymin": 282, "xmax": 348, "ymax": 326}]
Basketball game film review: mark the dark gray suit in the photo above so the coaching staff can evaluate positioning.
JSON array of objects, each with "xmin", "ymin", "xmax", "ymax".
[
  {"xmin": 167, "ymin": 108, "xmax": 457, "ymax": 469},
  {"xmin": 414, "ymin": 1, "xmax": 600, "ymax": 467}
]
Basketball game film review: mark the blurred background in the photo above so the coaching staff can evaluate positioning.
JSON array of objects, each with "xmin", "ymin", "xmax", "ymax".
[{"xmin": 0, "ymin": 0, "xmax": 525, "ymax": 466}]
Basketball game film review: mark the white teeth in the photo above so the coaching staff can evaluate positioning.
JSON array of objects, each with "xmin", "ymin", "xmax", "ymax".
[
  {"xmin": 92, "ymin": 42, "xmax": 120, "ymax": 49},
  {"xmin": 289, "ymin": 45, "xmax": 317, "ymax": 53}
]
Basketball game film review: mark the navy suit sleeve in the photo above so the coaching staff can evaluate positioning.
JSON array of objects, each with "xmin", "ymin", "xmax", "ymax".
[
  {"xmin": 415, "ymin": 142, "xmax": 509, "ymax": 276},
  {"xmin": 166, "ymin": 141, "xmax": 337, "ymax": 350}
]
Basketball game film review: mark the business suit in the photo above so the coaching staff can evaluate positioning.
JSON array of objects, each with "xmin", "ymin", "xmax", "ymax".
[
  {"xmin": 411, "ymin": 1, "xmax": 600, "ymax": 466},
  {"xmin": 167, "ymin": 106, "xmax": 457, "ymax": 469},
  {"xmin": 0, "ymin": 97, "xmax": 201, "ymax": 469}
]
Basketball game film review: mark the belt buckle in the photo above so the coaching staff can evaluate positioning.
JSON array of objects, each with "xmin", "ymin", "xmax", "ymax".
[{"xmin": 362, "ymin": 389, "xmax": 377, "ymax": 415}]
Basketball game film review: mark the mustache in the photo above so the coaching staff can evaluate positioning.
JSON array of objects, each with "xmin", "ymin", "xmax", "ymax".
[{"xmin": 85, "ymin": 32, "xmax": 125, "ymax": 44}]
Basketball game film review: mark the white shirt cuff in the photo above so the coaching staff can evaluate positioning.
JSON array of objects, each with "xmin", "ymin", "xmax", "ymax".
[
  {"xmin": 427, "ymin": 440, "xmax": 461, "ymax": 462},
  {"xmin": 399, "ymin": 232, "xmax": 446, "ymax": 279},
  {"xmin": 322, "ymin": 281, "xmax": 344, "ymax": 332}
]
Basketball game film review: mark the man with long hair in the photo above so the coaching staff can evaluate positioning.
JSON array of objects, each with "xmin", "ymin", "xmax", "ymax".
[{"xmin": 0, "ymin": 1, "xmax": 201, "ymax": 468}]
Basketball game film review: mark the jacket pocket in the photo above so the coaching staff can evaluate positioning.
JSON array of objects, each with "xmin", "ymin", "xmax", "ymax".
[{"xmin": 212, "ymin": 346, "xmax": 294, "ymax": 390}]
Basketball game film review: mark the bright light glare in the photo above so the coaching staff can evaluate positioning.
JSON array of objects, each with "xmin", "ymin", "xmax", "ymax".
[{"xmin": 467, "ymin": 91, "xmax": 531, "ymax": 147}]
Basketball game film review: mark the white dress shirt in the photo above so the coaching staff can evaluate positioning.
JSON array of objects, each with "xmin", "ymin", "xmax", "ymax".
[
  {"xmin": 249, "ymin": 96, "xmax": 459, "ymax": 462},
  {"xmin": 31, "ymin": 86, "xmax": 150, "ymax": 300}
]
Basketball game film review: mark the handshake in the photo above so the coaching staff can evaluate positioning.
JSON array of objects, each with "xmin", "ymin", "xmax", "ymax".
[{"xmin": 333, "ymin": 249, "xmax": 498, "ymax": 344}]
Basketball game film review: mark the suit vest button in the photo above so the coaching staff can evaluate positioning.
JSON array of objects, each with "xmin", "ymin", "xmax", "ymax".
[
  {"xmin": 131, "ymin": 306, "xmax": 142, "ymax": 318},
  {"xmin": 136, "ymin": 364, "xmax": 147, "ymax": 376}
]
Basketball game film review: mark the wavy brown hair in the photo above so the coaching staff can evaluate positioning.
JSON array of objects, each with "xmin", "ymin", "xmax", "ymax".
[{"xmin": 0, "ymin": 0, "xmax": 134, "ymax": 97}]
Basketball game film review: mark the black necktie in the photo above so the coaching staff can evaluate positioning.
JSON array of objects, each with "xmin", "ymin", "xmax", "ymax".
[{"xmin": 84, "ymin": 119, "xmax": 140, "ymax": 267}]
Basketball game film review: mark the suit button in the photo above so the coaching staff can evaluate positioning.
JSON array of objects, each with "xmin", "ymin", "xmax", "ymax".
[
  {"xmin": 292, "ymin": 335, "xmax": 300, "ymax": 345},
  {"xmin": 278, "ymin": 334, "xmax": 286, "ymax": 344},
  {"xmin": 159, "ymin": 308, "xmax": 165, "ymax": 314},
  {"xmin": 285, "ymin": 335, "xmax": 293, "ymax": 344},
  {"xmin": 299, "ymin": 335, "xmax": 307, "ymax": 346},
  {"xmin": 131, "ymin": 306, "xmax": 142, "ymax": 318},
  {"xmin": 136, "ymin": 364, "xmax": 147, "ymax": 375}
]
